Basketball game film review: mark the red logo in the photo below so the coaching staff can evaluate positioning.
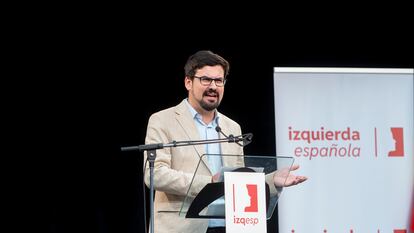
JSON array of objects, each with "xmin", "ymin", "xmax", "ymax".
[
  {"xmin": 244, "ymin": 184, "xmax": 258, "ymax": 212},
  {"xmin": 232, "ymin": 183, "xmax": 260, "ymax": 226},
  {"xmin": 388, "ymin": 127, "xmax": 404, "ymax": 157},
  {"xmin": 393, "ymin": 229, "xmax": 406, "ymax": 233}
]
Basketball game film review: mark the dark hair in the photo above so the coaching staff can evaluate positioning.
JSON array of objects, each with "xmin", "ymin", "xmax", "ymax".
[{"xmin": 184, "ymin": 50, "xmax": 230, "ymax": 78}]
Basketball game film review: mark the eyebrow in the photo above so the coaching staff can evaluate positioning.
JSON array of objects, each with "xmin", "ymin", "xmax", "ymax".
[{"xmin": 196, "ymin": 76, "xmax": 224, "ymax": 79}]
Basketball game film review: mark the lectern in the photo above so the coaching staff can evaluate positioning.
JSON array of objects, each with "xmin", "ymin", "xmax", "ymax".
[{"xmin": 179, "ymin": 154, "xmax": 294, "ymax": 222}]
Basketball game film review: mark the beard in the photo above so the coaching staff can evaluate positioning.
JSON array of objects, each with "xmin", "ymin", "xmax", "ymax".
[
  {"xmin": 199, "ymin": 89, "xmax": 221, "ymax": 111},
  {"xmin": 200, "ymin": 100, "xmax": 219, "ymax": 111}
]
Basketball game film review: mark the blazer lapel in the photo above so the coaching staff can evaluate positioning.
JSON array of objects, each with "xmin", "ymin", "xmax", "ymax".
[
  {"xmin": 175, "ymin": 101, "xmax": 211, "ymax": 173},
  {"xmin": 219, "ymin": 133, "xmax": 231, "ymax": 167},
  {"xmin": 217, "ymin": 114, "xmax": 245, "ymax": 168},
  {"xmin": 217, "ymin": 113, "xmax": 235, "ymax": 168}
]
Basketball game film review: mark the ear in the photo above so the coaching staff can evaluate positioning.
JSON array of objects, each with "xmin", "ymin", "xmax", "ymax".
[{"xmin": 184, "ymin": 76, "xmax": 192, "ymax": 91}]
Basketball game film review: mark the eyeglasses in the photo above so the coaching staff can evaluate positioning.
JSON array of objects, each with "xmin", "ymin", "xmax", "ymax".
[{"xmin": 193, "ymin": 76, "xmax": 227, "ymax": 87}]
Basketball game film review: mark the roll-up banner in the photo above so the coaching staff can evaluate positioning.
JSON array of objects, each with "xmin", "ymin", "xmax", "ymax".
[{"xmin": 274, "ymin": 68, "xmax": 413, "ymax": 233}]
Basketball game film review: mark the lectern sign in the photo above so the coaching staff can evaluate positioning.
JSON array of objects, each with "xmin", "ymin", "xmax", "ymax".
[{"xmin": 224, "ymin": 172, "xmax": 266, "ymax": 233}]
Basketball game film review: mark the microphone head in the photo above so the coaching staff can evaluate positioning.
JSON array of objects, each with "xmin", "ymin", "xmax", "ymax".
[
  {"xmin": 215, "ymin": 126, "xmax": 221, "ymax": 132},
  {"xmin": 242, "ymin": 133, "xmax": 253, "ymax": 146}
]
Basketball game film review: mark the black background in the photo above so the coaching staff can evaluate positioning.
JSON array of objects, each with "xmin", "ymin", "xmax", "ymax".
[{"xmin": 38, "ymin": 11, "xmax": 413, "ymax": 233}]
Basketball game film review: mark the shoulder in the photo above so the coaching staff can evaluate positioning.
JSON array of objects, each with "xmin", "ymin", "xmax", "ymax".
[
  {"xmin": 148, "ymin": 106, "xmax": 175, "ymax": 125},
  {"xmin": 148, "ymin": 100, "xmax": 186, "ymax": 122},
  {"xmin": 150, "ymin": 106, "xmax": 175, "ymax": 118}
]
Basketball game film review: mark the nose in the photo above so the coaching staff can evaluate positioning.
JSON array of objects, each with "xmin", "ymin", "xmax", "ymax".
[{"xmin": 208, "ymin": 80, "xmax": 218, "ymax": 88}]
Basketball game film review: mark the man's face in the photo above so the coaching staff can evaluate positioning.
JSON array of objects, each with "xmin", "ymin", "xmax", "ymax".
[{"xmin": 185, "ymin": 65, "xmax": 225, "ymax": 113}]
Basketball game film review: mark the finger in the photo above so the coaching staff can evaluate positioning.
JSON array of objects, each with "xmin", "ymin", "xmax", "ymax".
[
  {"xmin": 290, "ymin": 164, "xmax": 300, "ymax": 171},
  {"xmin": 297, "ymin": 176, "xmax": 308, "ymax": 183}
]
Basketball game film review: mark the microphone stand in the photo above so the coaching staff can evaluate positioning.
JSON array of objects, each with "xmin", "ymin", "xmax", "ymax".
[{"xmin": 121, "ymin": 136, "xmax": 248, "ymax": 233}]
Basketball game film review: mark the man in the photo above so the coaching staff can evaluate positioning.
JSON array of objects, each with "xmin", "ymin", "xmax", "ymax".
[{"xmin": 144, "ymin": 50, "xmax": 307, "ymax": 233}]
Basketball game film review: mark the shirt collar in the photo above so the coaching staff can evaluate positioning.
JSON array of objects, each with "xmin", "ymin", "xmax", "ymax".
[{"xmin": 184, "ymin": 98, "xmax": 220, "ymax": 125}]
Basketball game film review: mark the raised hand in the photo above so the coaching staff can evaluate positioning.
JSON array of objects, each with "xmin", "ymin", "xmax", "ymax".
[{"xmin": 273, "ymin": 164, "xmax": 308, "ymax": 187}]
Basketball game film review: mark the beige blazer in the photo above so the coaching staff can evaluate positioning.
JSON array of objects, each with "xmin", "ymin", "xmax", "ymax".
[{"xmin": 144, "ymin": 100, "xmax": 244, "ymax": 233}]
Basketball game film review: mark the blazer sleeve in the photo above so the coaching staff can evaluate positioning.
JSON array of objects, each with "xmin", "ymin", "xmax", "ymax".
[{"xmin": 143, "ymin": 113, "xmax": 211, "ymax": 197}]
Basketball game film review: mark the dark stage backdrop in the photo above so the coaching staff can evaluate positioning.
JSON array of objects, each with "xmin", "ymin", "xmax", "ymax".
[{"xmin": 43, "ymin": 31, "xmax": 412, "ymax": 233}]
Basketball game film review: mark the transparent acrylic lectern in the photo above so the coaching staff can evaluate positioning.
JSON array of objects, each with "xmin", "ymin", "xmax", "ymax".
[{"xmin": 179, "ymin": 154, "xmax": 294, "ymax": 220}]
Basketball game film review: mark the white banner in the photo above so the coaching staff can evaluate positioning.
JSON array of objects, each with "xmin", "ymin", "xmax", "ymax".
[{"xmin": 274, "ymin": 68, "xmax": 414, "ymax": 233}]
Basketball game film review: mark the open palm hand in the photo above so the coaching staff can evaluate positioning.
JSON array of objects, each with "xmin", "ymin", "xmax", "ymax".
[{"xmin": 273, "ymin": 164, "xmax": 308, "ymax": 187}]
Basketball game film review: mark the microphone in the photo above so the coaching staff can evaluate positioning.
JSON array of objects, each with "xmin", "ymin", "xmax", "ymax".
[
  {"xmin": 215, "ymin": 126, "xmax": 238, "ymax": 143},
  {"xmin": 242, "ymin": 133, "xmax": 253, "ymax": 146},
  {"xmin": 215, "ymin": 126, "xmax": 250, "ymax": 147}
]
